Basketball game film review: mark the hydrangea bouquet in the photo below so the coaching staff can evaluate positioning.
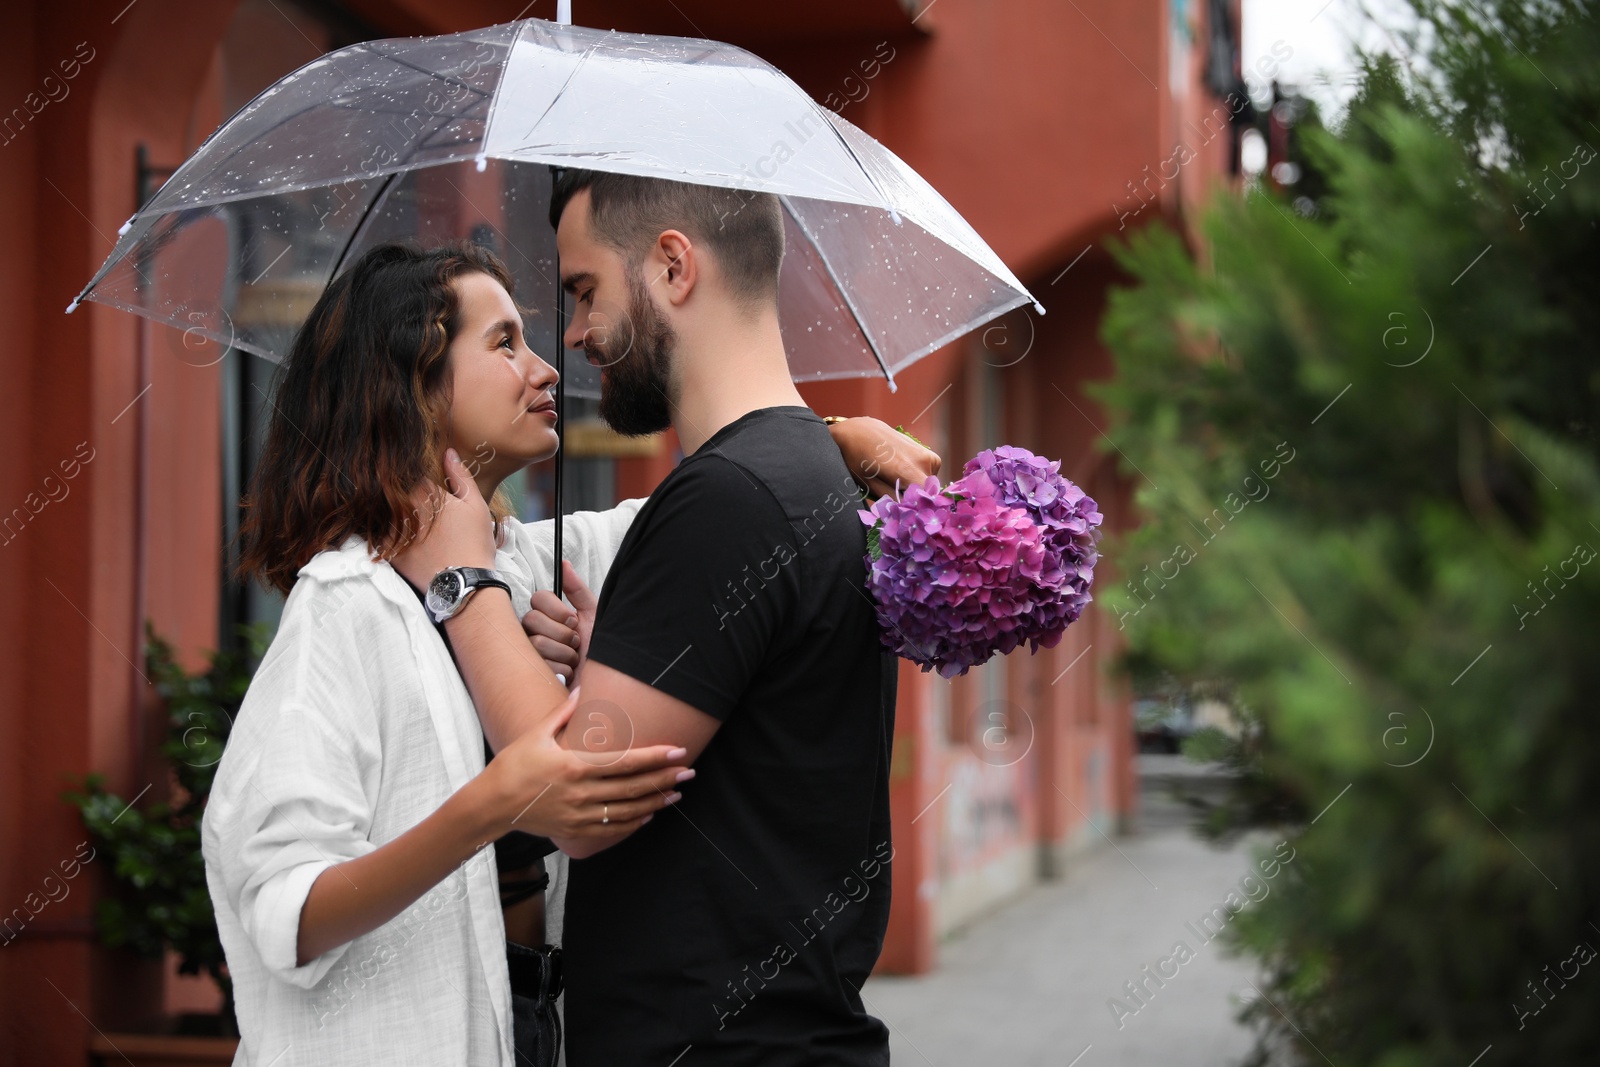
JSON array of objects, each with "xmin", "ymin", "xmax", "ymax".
[{"xmin": 860, "ymin": 446, "xmax": 1103, "ymax": 678}]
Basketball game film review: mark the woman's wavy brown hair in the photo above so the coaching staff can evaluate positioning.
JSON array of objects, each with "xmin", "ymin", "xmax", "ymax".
[{"xmin": 236, "ymin": 241, "xmax": 520, "ymax": 594}]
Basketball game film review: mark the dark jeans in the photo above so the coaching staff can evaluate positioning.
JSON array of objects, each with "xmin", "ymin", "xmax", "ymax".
[{"xmin": 507, "ymin": 941, "xmax": 563, "ymax": 1067}]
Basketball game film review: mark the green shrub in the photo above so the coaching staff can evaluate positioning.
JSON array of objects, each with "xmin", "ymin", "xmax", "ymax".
[
  {"xmin": 1095, "ymin": 2, "xmax": 1600, "ymax": 1063},
  {"xmin": 65, "ymin": 623, "xmax": 266, "ymax": 1031}
]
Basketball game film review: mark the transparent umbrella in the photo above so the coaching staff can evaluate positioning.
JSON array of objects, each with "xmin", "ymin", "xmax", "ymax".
[{"xmin": 71, "ymin": 16, "xmax": 1041, "ymax": 588}]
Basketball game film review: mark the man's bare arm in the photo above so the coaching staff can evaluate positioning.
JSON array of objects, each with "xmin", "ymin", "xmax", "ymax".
[
  {"xmin": 390, "ymin": 451, "xmax": 696, "ymax": 850},
  {"xmin": 549, "ymin": 660, "xmax": 721, "ymax": 858},
  {"xmin": 436, "ymin": 591, "xmax": 710, "ymax": 858}
]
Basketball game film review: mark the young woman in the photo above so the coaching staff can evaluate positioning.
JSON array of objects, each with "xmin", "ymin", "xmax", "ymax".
[{"xmin": 202, "ymin": 241, "xmax": 936, "ymax": 1066}]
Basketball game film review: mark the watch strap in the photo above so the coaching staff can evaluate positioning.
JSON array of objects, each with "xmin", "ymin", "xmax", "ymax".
[{"xmin": 457, "ymin": 567, "xmax": 512, "ymax": 597}]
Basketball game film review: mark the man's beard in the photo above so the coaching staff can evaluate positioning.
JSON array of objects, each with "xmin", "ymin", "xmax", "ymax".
[{"xmin": 591, "ymin": 267, "xmax": 676, "ymax": 437}]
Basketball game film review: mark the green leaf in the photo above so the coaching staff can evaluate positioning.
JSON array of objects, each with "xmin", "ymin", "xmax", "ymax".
[{"xmin": 893, "ymin": 424, "xmax": 927, "ymax": 449}]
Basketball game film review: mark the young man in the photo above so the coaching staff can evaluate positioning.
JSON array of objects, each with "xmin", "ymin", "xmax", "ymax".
[{"xmin": 397, "ymin": 170, "xmax": 909, "ymax": 1065}]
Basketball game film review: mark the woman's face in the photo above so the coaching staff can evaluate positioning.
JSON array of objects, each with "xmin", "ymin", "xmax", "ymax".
[{"xmin": 444, "ymin": 271, "xmax": 560, "ymax": 482}]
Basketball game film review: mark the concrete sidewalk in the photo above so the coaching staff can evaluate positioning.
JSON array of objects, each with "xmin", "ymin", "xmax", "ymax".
[{"xmin": 862, "ymin": 756, "xmax": 1273, "ymax": 1067}]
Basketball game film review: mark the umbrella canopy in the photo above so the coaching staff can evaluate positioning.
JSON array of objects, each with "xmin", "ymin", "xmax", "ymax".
[{"xmin": 71, "ymin": 17, "xmax": 1041, "ymax": 395}]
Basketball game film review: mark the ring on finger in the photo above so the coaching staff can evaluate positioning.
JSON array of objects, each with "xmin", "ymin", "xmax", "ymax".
[{"xmin": 602, "ymin": 803, "xmax": 609, "ymax": 825}]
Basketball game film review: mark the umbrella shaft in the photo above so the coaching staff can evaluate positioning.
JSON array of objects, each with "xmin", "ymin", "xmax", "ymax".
[{"xmin": 552, "ymin": 247, "xmax": 565, "ymax": 601}]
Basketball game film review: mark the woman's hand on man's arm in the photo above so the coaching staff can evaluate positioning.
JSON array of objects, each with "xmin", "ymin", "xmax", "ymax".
[
  {"xmin": 826, "ymin": 415, "xmax": 942, "ymax": 499},
  {"xmin": 295, "ymin": 688, "xmax": 685, "ymax": 966},
  {"xmin": 480, "ymin": 684, "xmax": 690, "ymax": 841},
  {"xmin": 549, "ymin": 661, "xmax": 719, "ymax": 859}
]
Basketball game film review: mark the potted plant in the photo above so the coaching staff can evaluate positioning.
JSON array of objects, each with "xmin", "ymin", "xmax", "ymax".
[{"xmin": 66, "ymin": 623, "xmax": 266, "ymax": 1064}]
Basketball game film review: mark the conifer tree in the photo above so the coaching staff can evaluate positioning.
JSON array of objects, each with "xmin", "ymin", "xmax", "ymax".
[{"xmin": 1097, "ymin": 1, "xmax": 1599, "ymax": 1062}]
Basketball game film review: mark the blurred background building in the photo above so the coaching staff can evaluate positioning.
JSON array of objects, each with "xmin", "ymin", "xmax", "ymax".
[{"xmin": 0, "ymin": 0, "xmax": 1246, "ymax": 1059}]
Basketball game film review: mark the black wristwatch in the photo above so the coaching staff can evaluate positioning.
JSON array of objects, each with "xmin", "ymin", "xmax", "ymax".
[{"xmin": 425, "ymin": 566, "xmax": 512, "ymax": 624}]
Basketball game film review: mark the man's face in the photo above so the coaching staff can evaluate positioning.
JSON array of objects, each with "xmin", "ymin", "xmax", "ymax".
[{"xmin": 558, "ymin": 189, "xmax": 676, "ymax": 437}]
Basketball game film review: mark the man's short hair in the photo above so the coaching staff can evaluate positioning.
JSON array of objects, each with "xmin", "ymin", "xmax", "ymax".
[{"xmin": 549, "ymin": 169, "xmax": 784, "ymax": 309}]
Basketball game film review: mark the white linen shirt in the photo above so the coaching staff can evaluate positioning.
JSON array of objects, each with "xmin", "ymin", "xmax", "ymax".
[{"xmin": 202, "ymin": 500, "xmax": 642, "ymax": 1067}]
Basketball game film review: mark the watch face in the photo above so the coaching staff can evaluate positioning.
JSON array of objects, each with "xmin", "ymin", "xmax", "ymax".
[{"xmin": 427, "ymin": 570, "xmax": 463, "ymax": 618}]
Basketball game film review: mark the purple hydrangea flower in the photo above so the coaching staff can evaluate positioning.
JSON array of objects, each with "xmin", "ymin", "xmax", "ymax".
[{"xmin": 860, "ymin": 448, "xmax": 1103, "ymax": 678}]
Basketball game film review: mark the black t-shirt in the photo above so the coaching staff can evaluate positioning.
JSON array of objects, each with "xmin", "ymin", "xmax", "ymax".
[{"xmin": 563, "ymin": 407, "xmax": 897, "ymax": 1067}]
